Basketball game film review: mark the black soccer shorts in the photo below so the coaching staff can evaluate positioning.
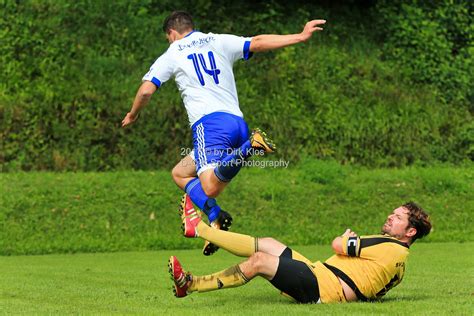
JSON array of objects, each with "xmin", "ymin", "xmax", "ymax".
[{"xmin": 269, "ymin": 248, "xmax": 320, "ymax": 303}]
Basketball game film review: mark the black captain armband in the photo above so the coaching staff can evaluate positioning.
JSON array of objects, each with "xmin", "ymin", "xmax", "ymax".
[{"xmin": 346, "ymin": 236, "xmax": 360, "ymax": 257}]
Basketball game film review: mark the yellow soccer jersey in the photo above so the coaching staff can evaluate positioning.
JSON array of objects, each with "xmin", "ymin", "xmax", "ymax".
[{"xmin": 324, "ymin": 234, "xmax": 409, "ymax": 301}]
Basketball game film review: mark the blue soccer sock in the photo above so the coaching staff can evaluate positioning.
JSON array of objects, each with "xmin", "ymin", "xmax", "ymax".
[
  {"xmin": 184, "ymin": 178, "xmax": 221, "ymax": 222},
  {"xmin": 214, "ymin": 140, "xmax": 252, "ymax": 182}
]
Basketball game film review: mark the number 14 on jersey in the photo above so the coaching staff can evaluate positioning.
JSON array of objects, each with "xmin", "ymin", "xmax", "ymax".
[{"xmin": 187, "ymin": 51, "xmax": 221, "ymax": 86}]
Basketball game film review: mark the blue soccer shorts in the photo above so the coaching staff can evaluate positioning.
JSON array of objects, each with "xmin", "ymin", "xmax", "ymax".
[{"xmin": 190, "ymin": 112, "xmax": 249, "ymax": 175}]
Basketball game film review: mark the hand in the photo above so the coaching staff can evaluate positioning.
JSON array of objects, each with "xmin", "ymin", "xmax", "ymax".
[
  {"xmin": 121, "ymin": 112, "xmax": 139, "ymax": 128},
  {"xmin": 300, "ymin": 19, "xmax": 326, "ymax": 42},
  {"xmin": 342, "ymin": 228, "xmax": 357, "ymax": 238}
]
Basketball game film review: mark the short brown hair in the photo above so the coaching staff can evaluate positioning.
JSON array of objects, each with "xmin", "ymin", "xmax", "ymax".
[
  {"xmin": 162, "ymin": 11, "xmax": 194, "ymax": 34},
  {"xmin": 403, "ymin": 202, "xmax": 432, "ymax": 243}
]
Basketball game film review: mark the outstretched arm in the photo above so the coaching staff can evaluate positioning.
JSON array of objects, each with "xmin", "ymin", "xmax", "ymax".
[
  {"xmin": 249, "ymin": 19, "xmax": 326, "ymax": 53},
  {"xmin": 122, "ymin": 81, "xmax": 157, "ymax": 127}
]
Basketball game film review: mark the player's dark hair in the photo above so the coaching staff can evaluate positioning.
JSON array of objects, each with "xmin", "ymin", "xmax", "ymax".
[
  {"xmin": 163, "ymin": 11, "xmax": 194, "ymax": 34},
  {"xmin": 403, "ymin": 201, "xmax": 432, "ymax": 243}
]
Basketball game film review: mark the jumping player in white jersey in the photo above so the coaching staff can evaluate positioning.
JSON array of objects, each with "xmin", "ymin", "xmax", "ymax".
[{"xmin": 122, "ymin": 11, "xmax": 326, "ymax": 255}]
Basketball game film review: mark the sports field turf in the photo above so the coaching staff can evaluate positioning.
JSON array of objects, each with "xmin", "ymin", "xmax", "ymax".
[{"xmin": 0, "ymin": 242, "xmax": 472, "ymax": 314}]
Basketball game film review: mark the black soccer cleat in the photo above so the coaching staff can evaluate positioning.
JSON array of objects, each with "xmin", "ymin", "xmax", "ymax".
[{"xmin": 202, "ymin": 210, "xmax": 233, "ymax": 256}]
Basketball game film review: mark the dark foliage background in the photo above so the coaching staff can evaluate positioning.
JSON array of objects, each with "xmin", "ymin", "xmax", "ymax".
[{"xmin": 1, "ymin": 0, "xmax": 472, "ymax": 171}]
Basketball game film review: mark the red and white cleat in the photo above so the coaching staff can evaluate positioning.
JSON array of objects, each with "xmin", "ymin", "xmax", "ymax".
[
  {"xmin": 168, "ymin": 255, "xmax": 190, "ymax": 298},
  {"xmin": 179, "ymin": 194, "xmax": 202, "ymax": 238}
]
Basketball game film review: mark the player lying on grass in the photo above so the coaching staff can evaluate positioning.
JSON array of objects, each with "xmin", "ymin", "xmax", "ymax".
[
  {"xmin": 169, "ymin": 195, "xmax": 431, "ymax": 303},
  {"xmin": 122, "ymin": 11, "xmax": 326, "ymax": 256}
]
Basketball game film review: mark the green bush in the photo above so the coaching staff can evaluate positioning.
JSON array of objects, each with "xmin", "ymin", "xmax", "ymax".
[
  {"xmin": 0, "ymin": 0, "xmax": 472, "ymax": 171},
  {"xmin": 375, "ymin": 0, "xmax": 473, "ymax": 105}
]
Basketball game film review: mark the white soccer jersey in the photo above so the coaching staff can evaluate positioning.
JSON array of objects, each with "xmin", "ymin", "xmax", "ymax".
[{"xmin": 142, "ymin": 31, "xmax": 253, "ymax": 126}]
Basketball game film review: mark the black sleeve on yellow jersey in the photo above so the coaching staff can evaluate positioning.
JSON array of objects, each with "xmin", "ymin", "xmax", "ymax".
[
  {"xmin": 359, "ymin": 236, "xmax": 409, "ymax": 253},
  {"xmin": 342, "ymin": 235, "xmax": 408, "ymax": 257}
]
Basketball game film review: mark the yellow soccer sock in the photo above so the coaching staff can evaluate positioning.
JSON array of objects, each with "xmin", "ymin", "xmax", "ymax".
[
  {"xmin": 197, "ymin": 221, "xmax": 257, "ymax": 257},
  {"xmin": 188, "ymin": 264, "xmax": 249, "ymax": 293}
]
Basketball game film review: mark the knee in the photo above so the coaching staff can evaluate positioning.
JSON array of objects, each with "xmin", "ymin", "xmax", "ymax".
[
  {"xmin": 201, "ymin": 181, "xmax": 220, "ymax": 198},
  {"xmin": 248, "ymin": 252, "xmax": 267, "ymax": 273},
  {"xmin": 171, "ymin": 166, "xmax": 181, "ymax": 184}
]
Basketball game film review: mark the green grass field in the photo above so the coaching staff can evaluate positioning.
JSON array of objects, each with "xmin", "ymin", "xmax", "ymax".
[
  {"xmin": 1, "ymin": 162, "xmax": 472, "ymax": 313},
  {"xmin": 0, "ymin": 243, "xmax": 472, "ymax": 314}
]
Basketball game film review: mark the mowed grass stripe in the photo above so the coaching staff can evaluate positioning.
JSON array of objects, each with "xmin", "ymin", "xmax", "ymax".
[{"xmin": 0, "ymin": 162, "xmax": 473, "ymax": 255}]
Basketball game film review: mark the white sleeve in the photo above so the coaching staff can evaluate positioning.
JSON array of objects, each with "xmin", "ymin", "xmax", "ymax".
[
  {"xmin": 216, "ymin": 34, "xmax": 253, "ymax": 63},
  {"xmin": 142, "ymin": 51, "xmax": 174, "ymax": 88}
]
